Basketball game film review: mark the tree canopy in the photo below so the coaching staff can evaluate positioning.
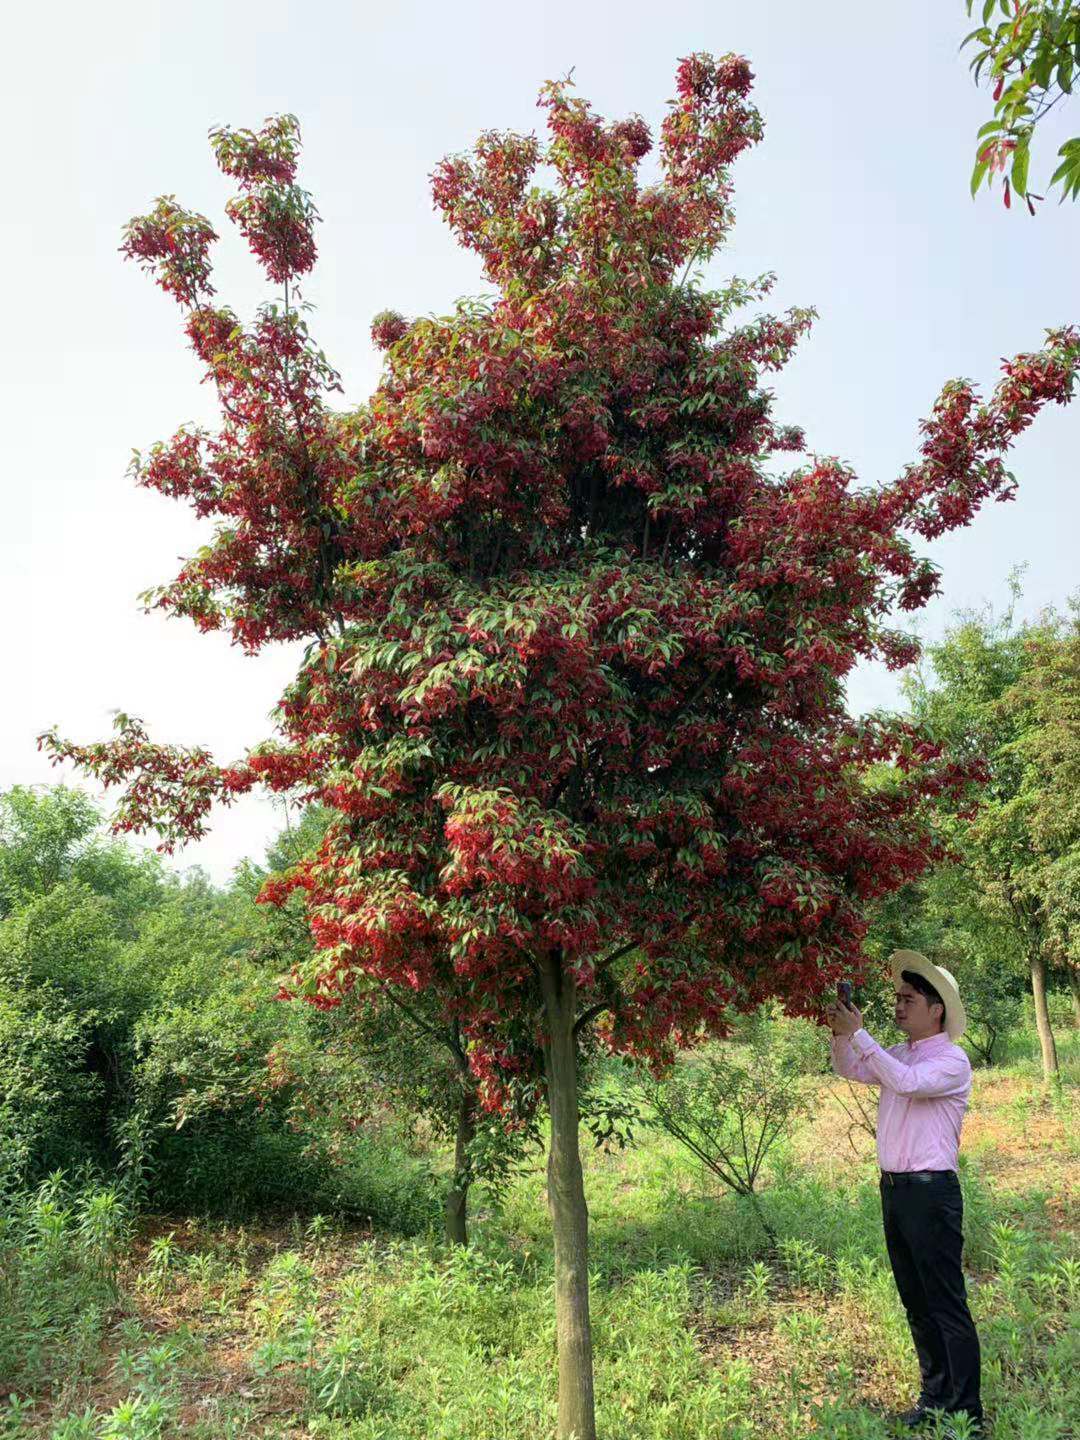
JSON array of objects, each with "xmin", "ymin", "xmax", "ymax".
[{"xmin": 40, "ymin": 69, "xmax": 1079, "ymax": 1080}]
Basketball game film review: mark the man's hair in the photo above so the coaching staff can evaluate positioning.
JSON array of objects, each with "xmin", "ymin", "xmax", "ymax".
[{"xmin": 901, "ymin": 969, "xmax": 946, "ymax": 1030}]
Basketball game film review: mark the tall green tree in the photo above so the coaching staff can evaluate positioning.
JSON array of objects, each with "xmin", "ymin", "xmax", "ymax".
[
  {"xmin": 0, "ymin": 786, "xmax": 161, "ymax": 925},
  {"xmin": 0, "ymin": 787, "xmax": 167, "ymax": 1179},
  {"xmin": 1000, "ymin": 600, "xmax": 1080, "ymax": 1022},
  {"xmin": 1043, "ymin": 850, "xmax": 1080, "ymax": 1020},
  {"xmin": 866, "ymin": 865, "xmax": 1027, "ymax": 1064},
  {"xmin": 904, "ymin": 588, "xmax": 1080, "ymax": 1078}
]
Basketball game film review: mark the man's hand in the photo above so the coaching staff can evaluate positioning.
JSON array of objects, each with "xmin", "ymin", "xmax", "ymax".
[{"xmin": 825, "ymin": 1000, "xmax": 864, "ymax": 1038}]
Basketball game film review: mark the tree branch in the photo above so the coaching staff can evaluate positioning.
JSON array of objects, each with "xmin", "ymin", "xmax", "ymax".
[
  {"xmin": 377, "ymin": 982, "xmax": 446, "ymax": 1045},
  {"xmin": 594, "ymin": 940, "xmax": 638, "ymax": 975},
  {"xmin": 573, "ymin": 1001, "xmax": 610, "ymax": 1038}
]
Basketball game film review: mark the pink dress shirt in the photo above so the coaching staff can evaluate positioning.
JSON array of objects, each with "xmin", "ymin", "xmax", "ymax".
[{"xmin": 831, "ymin": 1028, "xmax": 972, "ymax": 1173}]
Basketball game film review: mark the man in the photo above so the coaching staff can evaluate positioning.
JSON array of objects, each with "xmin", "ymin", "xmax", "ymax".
[{"xmin": 826, "ymin": 950, "xmax": 984, "ymax": 1436}]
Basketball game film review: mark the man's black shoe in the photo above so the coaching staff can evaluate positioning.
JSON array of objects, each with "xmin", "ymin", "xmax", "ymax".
[{"xmin": 892, "ymin": 1402, "xmax": 936, "ymax": 1429}]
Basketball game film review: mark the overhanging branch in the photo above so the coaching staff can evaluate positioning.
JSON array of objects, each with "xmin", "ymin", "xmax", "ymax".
[{"xmin": 573, "ymin": 1001, "xmax": 610, "ymax": 1038}]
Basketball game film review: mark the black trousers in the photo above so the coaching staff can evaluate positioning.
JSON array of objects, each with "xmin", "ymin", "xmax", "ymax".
[{"xmin": 880, "ymin": 1171, "xmax": 982, "ymax": 1422}]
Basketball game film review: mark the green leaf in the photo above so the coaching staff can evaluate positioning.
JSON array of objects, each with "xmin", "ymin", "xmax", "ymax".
[
  {"xmin": 1049, "ymin": 142, "xmax": 1080, "ymax": 191},
  {"xmin": 1056, "ymin": 161, "xmax": 1080, "ymax": 200},
  {"xmin": 1011, "ymin": 144, "xmax": 1030, "ymax": 197},
  {"xmin": 976, "ymin": 119, "xmax": 1004, "ymax": 138},
  {"xmin": 1031, "ymin": 53, "xmax": 1054, "ymax": 90},
  {"xmin": 971, "ymin": 158, "xmax": 991, "ymax": 197}
]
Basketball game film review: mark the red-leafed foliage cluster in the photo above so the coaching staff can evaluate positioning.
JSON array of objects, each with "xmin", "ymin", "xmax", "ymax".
[{"xmin": 42, "ymin": 66, "xmax": 1079, "ymax": 1106}]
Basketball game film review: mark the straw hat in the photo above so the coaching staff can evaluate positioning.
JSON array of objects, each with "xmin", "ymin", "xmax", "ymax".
[{"xmin": 890, "ymin": 950, "xmax": 966, "ymax": 1041}]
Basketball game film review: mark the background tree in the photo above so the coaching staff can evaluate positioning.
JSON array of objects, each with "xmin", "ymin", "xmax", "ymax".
[
  {"xmin": 0, "ymin": 788, "xmax": 167, "ymax": 1183},
  {"xmin": 964, "ymin": 1, "xmax": 1080, "ymax": 209},
  {"xmin": 0, "ymin": 786, "xmax": 162, "ymax": 925},
  {"xmin": 866, "ymin": 865, "xmax": 1027, "ymax": 1064},
  {"xmin": 0, "ymin": 790, "xmax": 394, "ymax": 1216},
  {"xmin": 904, "ymin": 589, "xmax": 1080, "ymax": 1079},
  {"xmin": 1000, "ymin": 598, "xmax": 1080, "ymax": 1022},
  {"xmin": 1043, "ymin": 850, "xmax": 1080, "ymax": 1021},
  {"xmin": 41, "ymin": 62, "xmax": 1080, "ymax": 1439},
  {"xmin": 0, "ymin": 786, "xmax": 534, "ymax": 1235},
  {"xmin": 246, "ymin": 807, "xmax": 543, "ymax": 1245}
]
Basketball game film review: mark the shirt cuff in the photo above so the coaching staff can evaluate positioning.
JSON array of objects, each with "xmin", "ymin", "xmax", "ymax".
[{"xmin": 850, "ymin": 1029, "xmax": 876, "ymax": 1056}]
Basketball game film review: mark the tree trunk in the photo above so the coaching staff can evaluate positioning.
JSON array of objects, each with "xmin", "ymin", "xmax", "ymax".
[
  {"xmin": 1029, "ymin": 951, "xmax": 1059, "ymax": 1082},
  {"xmin": 1069, "ymin": 965, "xmax": 1080, "ymax": 1028},
  {"xmin": 541, "ymin": 951, "xmax": 596, "ymax": 1440},
  {"xmin": 983, "ymin": 1025, "xmax": 1000, "ymax": 1067},
  {"xmin": 745, "ymin": 1189, "xmax": 777, "ymax": 1250},
  {"xmin": 444, "ymin": 1083, "xmax": 476, "ymax": 1247}
]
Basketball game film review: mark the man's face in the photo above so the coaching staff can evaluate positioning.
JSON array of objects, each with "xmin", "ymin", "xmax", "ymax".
[{"xmin": 894, "ymin": 982, "xmax": 942, "ymax": 1040}]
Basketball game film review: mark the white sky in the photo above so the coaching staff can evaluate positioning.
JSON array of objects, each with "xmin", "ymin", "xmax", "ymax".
[{"xmin": 2, "ymin": 0, "xmax": 1077, "ymax": 882}]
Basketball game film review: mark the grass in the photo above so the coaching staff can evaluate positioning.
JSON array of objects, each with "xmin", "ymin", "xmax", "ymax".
[{"xmin": 1, "ymin": 1030, "xmax": 1077, "ymax": 1440}]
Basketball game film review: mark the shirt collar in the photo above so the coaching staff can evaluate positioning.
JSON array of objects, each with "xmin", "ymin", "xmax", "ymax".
[{"xmin": 905, "ymin": 1030, "xmax": 951, "ymax": 1053}]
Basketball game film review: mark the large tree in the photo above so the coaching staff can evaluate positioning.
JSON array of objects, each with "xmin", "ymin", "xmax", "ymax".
[{"xmin": 42, "ymin": 60, "xmax": 1079, "ymax": 1437}]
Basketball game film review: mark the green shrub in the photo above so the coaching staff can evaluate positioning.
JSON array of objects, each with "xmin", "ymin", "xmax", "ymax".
[
  {"xmin": 0, "ymin": 1171, "xmax": 131, "ymax": 1394},
  {"xmin": 0, "ymin": 880, "xmax": 137, "ymax": 1182},
  {"xmin": 0, "ymin": 985, "xmax": 104, "ymax": 1187},
  {"xmin": 641, "ymin": 1015, "xmax": 812, "ymax": 1246},
  {"xmin": 326, "ymin": 1131, "xmax": 443, "ymax": 1235}
]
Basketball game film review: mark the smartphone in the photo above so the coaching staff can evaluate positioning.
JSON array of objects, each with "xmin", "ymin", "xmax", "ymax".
[{"xmin": 837, "ymin": 980, "xmax": 853, "ymax": 1007}]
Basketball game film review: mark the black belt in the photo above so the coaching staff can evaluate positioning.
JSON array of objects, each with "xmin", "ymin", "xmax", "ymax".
[{"xmin": 880, "ymin": 1170, "xmax": 956, "ymax": 1186}]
